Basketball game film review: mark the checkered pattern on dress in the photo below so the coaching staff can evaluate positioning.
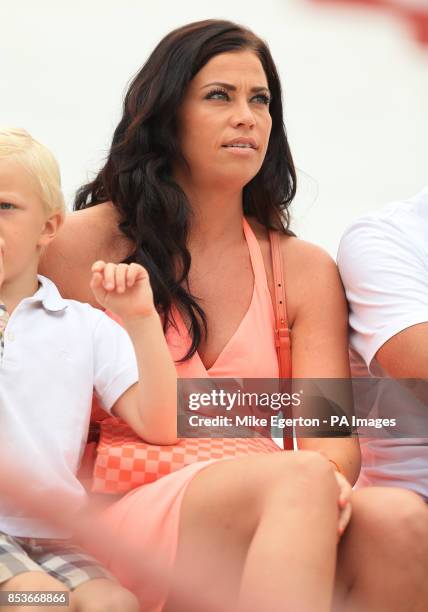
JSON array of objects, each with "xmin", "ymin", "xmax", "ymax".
[
  {"xmin": 0, "ymin": 304, "xmax": 8, "ymax": 360},
  {"xmin": 92, "ymin": 417, "xmax": 282, "ymax": 494}
]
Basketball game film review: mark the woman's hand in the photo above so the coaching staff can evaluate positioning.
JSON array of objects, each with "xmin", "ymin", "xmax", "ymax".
[
  {"xmin": 90, "ymin": 261, "xmax": 156, "ymax": 321},
  {"xmin": 334, "ymin": 470, "xmax": 352, "ymax": 538}
]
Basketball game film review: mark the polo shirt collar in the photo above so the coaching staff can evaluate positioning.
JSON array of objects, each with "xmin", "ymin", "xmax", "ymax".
[{"xmin": 30, "ymin": 275, "xmax": 68, "ymax": 312}]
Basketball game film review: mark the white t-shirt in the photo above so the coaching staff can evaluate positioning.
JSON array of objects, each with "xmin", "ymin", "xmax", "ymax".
[
  {"xmin": 0, "ymin": 275, "xmax": 139, "ymax": 537},
  {"xmin": 337, "ymin": 186, "xmax": 428, "ymax": 499}
]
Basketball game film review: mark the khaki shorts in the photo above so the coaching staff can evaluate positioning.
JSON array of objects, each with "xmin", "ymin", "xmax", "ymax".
[{"xmin": 0, "ymin": 532, "xmax": 116, "ymax": 590}]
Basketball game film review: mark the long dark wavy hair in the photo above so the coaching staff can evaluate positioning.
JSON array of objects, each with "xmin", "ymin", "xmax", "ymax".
[{"xmin": 75, "ymin": 19, "xmax": 297, "ymax": 361}]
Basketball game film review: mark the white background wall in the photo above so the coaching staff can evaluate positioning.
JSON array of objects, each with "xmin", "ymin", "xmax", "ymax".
[{"xmin": 1, "ymin": 0, "xmax": 427, "ymax": 255}]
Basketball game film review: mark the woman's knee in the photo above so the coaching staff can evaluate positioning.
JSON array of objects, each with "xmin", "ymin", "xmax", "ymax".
[
  {"xmin": 227, "ymin": 450, "xmax": 337, "ymax": 510},
  {"xmin": 205, "ymin": 451, "xmax": 337, "ymax": 533},
  {"xmin": 264, "ymin": 450, "xmax": 338, "ymax": 499},
  {"xmin": 236, "ymin": 450, "xmax": 338, "ymax": 510},
  {"xmin": 180, "ymin": 451, "xmax": 337, "ymax": 538}
]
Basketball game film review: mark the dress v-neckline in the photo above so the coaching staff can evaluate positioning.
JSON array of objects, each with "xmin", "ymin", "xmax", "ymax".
[{"xmin": 172, "ymin": 218, "xmax": 258, "ymax": 373}]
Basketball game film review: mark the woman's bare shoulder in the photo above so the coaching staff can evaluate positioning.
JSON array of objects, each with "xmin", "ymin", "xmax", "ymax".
[
  {"xmin": 62, "ymin": 201, "xmax": 124, "ymax": 237},
  {"xmin": 247, "ymin": 215, "xmax": 335, "ymax": 275},
  {"xmin": 39, "ymin": 202, "xmax": 134, "ymax": 304},
  {"xmin": 280, "ymin": 233, "xmax": 336, "ymax": 275},
  {"xmin": 248, "ymin": 217, "xmax": 343, "ymax": 323},
  {"xmin": 279, "ymin": 234, "xmax": 346, "ymax": 327},
  {"xmin": 280, "ymin": 230, "xmax": 341, "ymax": 289}
]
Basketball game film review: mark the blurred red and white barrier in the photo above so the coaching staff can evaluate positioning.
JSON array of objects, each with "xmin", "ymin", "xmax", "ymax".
[{"xmin": 309, "ymin": 0, "xmax": 428, "ymax": 46}]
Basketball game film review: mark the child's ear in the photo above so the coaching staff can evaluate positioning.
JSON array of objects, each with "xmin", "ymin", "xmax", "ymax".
[{"xmin": 37, "ymin": 211, "xmax": 64, "ymax": 249}]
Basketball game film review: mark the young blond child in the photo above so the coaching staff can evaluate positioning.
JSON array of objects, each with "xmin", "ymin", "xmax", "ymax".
[{"xmin": 0, "ymin": 128, "xmax": 178, "ymax": 612}]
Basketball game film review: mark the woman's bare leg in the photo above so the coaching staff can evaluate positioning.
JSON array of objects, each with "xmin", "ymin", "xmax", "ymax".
[
  {"xmin": 334, "ymin": 487, "xmax": 428, "ymax": 612},
  {"xmin": 163, "ymin": 451, "xmax": 339, "ymax": 612}
]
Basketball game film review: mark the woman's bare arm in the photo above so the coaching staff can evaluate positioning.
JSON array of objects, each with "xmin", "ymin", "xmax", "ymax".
[
  {"xmin": 39, "ymin": 203, "xmax": 133, "ymax": 307},
  {"xmin": 281, "ymin": 237, "xmax": 361, "ymax": 485}
]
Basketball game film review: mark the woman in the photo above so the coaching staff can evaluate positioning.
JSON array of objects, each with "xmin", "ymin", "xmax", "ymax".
[{"xmin": 40, "ymin": 20, "xmax": 428, "ymax": 612}]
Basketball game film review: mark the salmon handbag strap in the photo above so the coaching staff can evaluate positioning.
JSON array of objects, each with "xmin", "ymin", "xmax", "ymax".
[{"xmin": 269, "ymin": 229, "xmax": 294, "ymax": 451}]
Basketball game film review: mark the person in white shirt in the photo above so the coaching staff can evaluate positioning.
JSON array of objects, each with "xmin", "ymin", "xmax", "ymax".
[
  {"xmin": 335, "ymin": 187, "xmax": 428, "ymax": 612},
  {"xmin": 338, "ymin": 186, "xmax": 428, "ymax": 501},
  {"xmin": 0, "ymin": 128, "xmax": 177, "ymax": 612}
]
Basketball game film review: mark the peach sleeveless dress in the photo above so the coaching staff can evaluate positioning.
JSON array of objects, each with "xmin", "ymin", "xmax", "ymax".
[{"xmin": 101, "ymin": 218, "xmax": 283, "ymax": 611}]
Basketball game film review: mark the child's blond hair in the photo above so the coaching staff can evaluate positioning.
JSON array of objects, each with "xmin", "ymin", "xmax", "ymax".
[{"xmin": 0, "ymin": 128, "xmax": 65, "ymax": 218}]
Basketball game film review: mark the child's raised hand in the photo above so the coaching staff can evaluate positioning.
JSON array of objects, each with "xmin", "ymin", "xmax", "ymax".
[{"xmin": 90, "ymin": 261, "xmax": 156, "ymax": 320}]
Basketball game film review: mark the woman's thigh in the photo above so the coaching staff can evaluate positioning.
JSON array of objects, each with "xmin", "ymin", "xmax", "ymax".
[
  {"xmin": 163, "ymin": 450, "xmax": 338, "ymax": 611},
  {"xmin": 173, "ymin": 450, "xmax": 336, "ymax": 555}
]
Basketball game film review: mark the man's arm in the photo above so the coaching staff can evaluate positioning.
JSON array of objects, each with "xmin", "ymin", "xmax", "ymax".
[
  {"xmin": 338, "ymin": 214, "xmax": 428, "ymax": 378},
  {"xmin": 376, "ymin": 324, "xmax": 428, "ymax": 378}
]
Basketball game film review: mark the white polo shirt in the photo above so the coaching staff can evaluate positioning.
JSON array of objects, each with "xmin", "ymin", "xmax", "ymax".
[
  {"xmin": 337, "ymin": 187, "xmax": 428, "ymax": 499},
  {"xmin": 0, "ymin": 275, "xmax": 139, "ymax": 537}
]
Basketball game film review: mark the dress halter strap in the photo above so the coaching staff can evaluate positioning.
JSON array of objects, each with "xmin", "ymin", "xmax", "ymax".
[
  {"xmin": 242, "ymin": 218, "xmax": 291, "ymax": 380},
  {"xmin": 242, "ymin": 217, "xmax": 269, "ymax": 290},
  {"xmin": 268, "ymin": 229, "xmax": 291, "ymax": 380},
  {"xmin": 269, "ymin": 229, "xmax": 293, "ymax": 451}
]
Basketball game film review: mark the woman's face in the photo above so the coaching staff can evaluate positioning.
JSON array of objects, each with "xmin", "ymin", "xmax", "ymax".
[{"xmin": 175, "ymin": 50, "xmax": 272, "ymax": 191}]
